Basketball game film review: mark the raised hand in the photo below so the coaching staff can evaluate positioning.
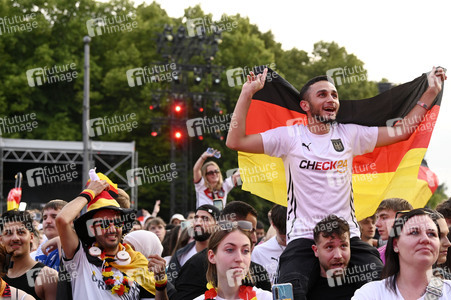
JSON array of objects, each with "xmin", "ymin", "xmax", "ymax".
[
  {"xmin": 242, "ymin": 68, "xmax": 268, "ymax": 96},
  {"xmin": 427, "ymin": 66, "xmax": 447, "ymax": 95}
]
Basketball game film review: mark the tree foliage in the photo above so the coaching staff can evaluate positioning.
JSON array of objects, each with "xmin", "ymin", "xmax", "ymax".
[{"xmin": 1, "ymin": 0, "xmax": 382, "ymax": 222}]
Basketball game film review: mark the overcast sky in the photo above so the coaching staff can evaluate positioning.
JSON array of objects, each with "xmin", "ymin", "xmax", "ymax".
[{"xmin": 112, "ymin": 0, "xmax": 451, "ymax": 193}]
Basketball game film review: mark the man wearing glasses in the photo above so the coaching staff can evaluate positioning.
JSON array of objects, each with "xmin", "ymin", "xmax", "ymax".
[{"xmin": 56, "ymin": 178, "xmax": 168, "ymax": 299}]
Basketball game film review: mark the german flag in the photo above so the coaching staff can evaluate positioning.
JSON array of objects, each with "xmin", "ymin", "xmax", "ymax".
[{"xmin": 238, "ymin": 67, "xmax": 443, "ymax": 220}]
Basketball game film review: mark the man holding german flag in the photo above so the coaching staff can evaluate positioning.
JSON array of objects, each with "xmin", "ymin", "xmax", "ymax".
[{"xmin": 226, "ymin": 67, "xmax": 446, "ymax": 299}]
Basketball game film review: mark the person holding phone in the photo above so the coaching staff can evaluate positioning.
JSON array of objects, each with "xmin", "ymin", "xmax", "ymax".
[
  {"xmin": 193, "ymin": 148, "xmax": 240, "ymax": 208},
  {"xmin": 193, "ymin": 221, "xmax": 272, "ymax": 300}
]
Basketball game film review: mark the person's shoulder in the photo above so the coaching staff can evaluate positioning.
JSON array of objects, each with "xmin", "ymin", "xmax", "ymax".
[
  {"xmin": 337, "ymin": 122, "xmax": 378, "ymax": 135},
  {"xmin": 184, "ymin": 247, "xmax": 207, "ymax": 266},
  {"xmin": 194, "ymin": 176, "xmax": 204, "ymax": 185},
  {"xmin": 352, "ymin": 279, "xmax": 387, "ymax": 298},
  {"xmin": 443, "ymin": 279, "xmax": 451, "ymax": 290},
  {"xmin": 253, "ymin": 236, "xmax": 276, "ymax": 251},
  {"xmin": 253, "ymin": 286, "xmax": 272, "ymax": 299},
  {"xmin": 192, "ymin": 294, "xmax": 204, "ymax": 300},
  {"xmin": 175, "ymin": 241, "xmax": 196, "ymax": 256}
]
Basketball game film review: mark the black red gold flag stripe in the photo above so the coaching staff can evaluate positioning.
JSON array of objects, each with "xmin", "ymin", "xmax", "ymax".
[{"xmin": 238, "ymin": 67, "xmax": 443, "ymax": 220}]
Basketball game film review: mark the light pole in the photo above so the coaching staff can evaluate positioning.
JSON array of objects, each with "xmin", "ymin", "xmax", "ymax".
[{"xmin": 82, "ymin": 36, "xmax": 91, "ymax": 186}]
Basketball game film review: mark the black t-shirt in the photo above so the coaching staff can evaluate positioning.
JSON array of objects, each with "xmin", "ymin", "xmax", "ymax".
[
  {"xmin": 307, "ymin": 276, "xmax": 362, "ymax": 300},
  {"xmin": 3, "ymin": 262, "xmax": 45, "ymax": 300},
  {"xmin": 174, "ymin": 248, "xmax": 271, "ymax": 300}
]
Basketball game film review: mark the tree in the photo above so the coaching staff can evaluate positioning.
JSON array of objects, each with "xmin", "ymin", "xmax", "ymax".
[{"xmin": 427, "ymin": 183, "xmax": 449, "ymax": 209}]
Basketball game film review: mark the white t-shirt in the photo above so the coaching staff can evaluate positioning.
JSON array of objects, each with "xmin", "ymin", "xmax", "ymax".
[
  {"xmin": 179, "ymin": 244, "xmax": 198, "ymax": 267},
  {"xmin": 251, "ymin": 236, "xmax": 285, "ymax": 284},
  {"xmin": 62, "ymin": 242, "xmax": 147, "ymax": 300},
  {"xmin": 195, "ymin": 177, "xmax": 235, "ymax": 208},
  {"xmin": 261, "ymin": 123, "xmax": 378, "ymax": 242},
  {"xmin": 352, "ymin": 277, "xmax": 451, "ymax": 299},
  {"xmin": 192, "ymin": 286, "xmax": 272, "ymax": 300}
]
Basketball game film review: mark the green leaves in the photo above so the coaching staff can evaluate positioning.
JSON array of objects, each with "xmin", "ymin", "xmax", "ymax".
[{"xmin": 1, "ymin": 0, "xmax": 383, "ymax": 220}]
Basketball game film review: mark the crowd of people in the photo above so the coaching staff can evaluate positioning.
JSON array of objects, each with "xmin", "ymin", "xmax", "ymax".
[{"xmin": 0, "ymin": 66, "xmax": 449, "ymax": 299}]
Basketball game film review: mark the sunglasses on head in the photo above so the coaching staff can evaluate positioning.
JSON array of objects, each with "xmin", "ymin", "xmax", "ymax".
[
  {"xmin": 217, "ymin": 220, "xmax": 255, "ymax": 233},
  {"xmin": 394, "ymin": 210, "xmax": 411, "ymax": 219},
  {"xmin": 206, "ymin": 170, "xmax": 220, "ymax": 176},
  {"xmin": 94, "ymin": 219, "xmax": 124, "ymax": 230},
  {"xmin": 395, "ymin": 208, "xmax": 438, "ymax": 220}
]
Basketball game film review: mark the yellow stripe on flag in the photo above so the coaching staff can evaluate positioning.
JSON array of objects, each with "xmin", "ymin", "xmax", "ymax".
[
  {"xmin": 239, "ymin": 148, "xmax": 432, "ymax": 221},
  {"xmin": 238, "ymin": 152, "xmax": 286, "ymax": 206},
  {"xmin": 353, "ymin": 148, "xmax": 430, "ymax": 220}
]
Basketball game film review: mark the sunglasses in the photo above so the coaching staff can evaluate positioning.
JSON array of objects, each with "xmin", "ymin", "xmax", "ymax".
[
  {"xmin": 395, "ymin": 208, "xmax": 437, "ymax": 220},
  {"xmin": 94, "ymin": 219, "xmax": 124, "ymax": 230},
  {"xmin": 394, "ymin": 210, "xmax": 410, "ymax": 219},
  {"xmin": 217, "ymin": 220, "xmax": 255, "ymax": 233},
  {"xmin": 206, "ymin": 170, "xmax": 220, "ymax": 176}
]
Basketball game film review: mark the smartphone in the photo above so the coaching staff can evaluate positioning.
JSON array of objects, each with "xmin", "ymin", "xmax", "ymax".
[
  {"xmin": 180, "ymin": 220, "xmax": 192, "ymax": 230},
  {"xmin": 206, "ymin": 147, "xmax": 221, "ymax": 159},
  {"xmin": 272, "ymin": 283, "xmax": 293, "ymax": 300},
  {"xmin": 213, "ymin": 199, "xmax": 223, "ymax": 211}
]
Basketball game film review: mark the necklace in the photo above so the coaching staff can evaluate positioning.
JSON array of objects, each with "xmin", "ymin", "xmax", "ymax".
[
  {"xmin": 101, "ymin": 259, "xmax": 131, "ymax": 296},
  {"xmin": 91, "ymin": 244, "xmax": 132, "ymax": 296},
  {"xmin": 204, "ymin": 282, "xmax": 257, "ymax": 300}
]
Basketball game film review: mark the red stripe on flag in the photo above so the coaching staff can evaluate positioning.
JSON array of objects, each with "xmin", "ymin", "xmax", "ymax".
[
  {"xmin": 246, "ymin": 99, "xmax": 305, "ymax": 135},
  {"xmin": 353, "ymin": 105, "xmax": 439, "ymax": 174},
  {"xmin": 418, "ymin": 165, "xmax": 439, "ymax": 193}
]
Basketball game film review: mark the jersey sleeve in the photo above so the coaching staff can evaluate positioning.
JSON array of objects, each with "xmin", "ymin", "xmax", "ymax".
[
  {"xmin": 223, "ymin": 177, "xmax": 235, "ymax": 193},
  {"xmin": 61, "ymin": 241, "xmax": 83, "ymax": 275},
  {"xmin": 344, "ymin": 124, "xmax": 378, "ymax": 156},
  {"xmin": 194, "ymin": 177, "xmax": 205, "ymax": 193},
  {"xmin": 260, "ymin": 126, "xmax": 295, "ymax": 158}
]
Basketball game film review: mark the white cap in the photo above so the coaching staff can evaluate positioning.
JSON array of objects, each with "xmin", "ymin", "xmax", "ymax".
[{"xmin": 170, "ymin": 213, "xmax": 185, "ymax": 223}]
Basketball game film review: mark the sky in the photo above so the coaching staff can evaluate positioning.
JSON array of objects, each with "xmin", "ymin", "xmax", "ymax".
[{"xmin": 116, "ymin": 0, "xmax": 451, "ymax": 193}]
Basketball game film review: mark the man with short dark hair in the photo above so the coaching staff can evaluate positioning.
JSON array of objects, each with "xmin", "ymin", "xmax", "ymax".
[
  {"xmin": 226, "ymin": 67, "xmax": 446, "ymax": 298},
  {"xmin": 167, "ymin": 204, "xmax": 220, "ymax": 285},
  {"xmin": 252, "ymin": 205, "xmax": 286, "ymax": 284},
  {"xmin": 436, "ymin": 198, "xmax": 451, "ymax": 227},
  {"xmin": 34, "ymin": 199, "xmax": 68, "ymax": 270},
  {"xmin": 173, "ymin": 201, "xmax": 271, "ymax": 300},
  {"xmin": 256, "ymin": 221, "xmax": 266, "ymax": 242},
  {"xmin": 374, "ymin": 198, "xmax": 413, "ymax": 263},
  {"xmin": 1, "ymin": 210, "xmax": 58, "ymax": 300},
  {"xmin": 358, "ymin": 215, "xmax": 377, "ymax": 247},
  {"xmin": 308, "ymin": 215, "xmax": 364, "ymax": 300}
]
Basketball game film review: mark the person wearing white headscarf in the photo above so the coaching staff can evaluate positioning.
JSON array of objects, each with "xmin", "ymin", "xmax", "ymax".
[{"xmin": 124, "ymin": 230, "xmax": 163, "ymax": 258}]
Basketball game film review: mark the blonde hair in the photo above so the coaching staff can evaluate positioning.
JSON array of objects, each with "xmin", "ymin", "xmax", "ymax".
[{"xmin": 201, "ymin": 161, "xmax": 224, "ymax": 191}]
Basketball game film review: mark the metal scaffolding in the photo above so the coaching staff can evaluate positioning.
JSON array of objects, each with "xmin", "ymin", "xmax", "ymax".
[{"xmin": 0, "ymin": 138, "xmax": 137, "ymax": 211}]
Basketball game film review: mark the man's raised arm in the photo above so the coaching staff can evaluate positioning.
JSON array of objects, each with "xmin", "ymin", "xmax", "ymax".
[
  {"xmin": 226, "ymin": 68, "xmax": 268, "ymax": 153},
  {"xmin": 376, "ymin": 66, "xmax": 447, "ymax": 147},
  {"xmin": 56, "ymin": 180, "xmax": 109, "ymax": 259}
]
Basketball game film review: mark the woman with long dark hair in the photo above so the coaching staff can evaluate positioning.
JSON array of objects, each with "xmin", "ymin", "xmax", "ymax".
[{"xmin": 352, "ymin": 208, "xmax": 451, "ymax": 299}]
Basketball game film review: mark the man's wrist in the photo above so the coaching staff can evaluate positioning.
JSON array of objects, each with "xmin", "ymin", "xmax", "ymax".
[
  {"xmin": 78, "ymin": 189, "xmax": 95, "ymax": 202},
  {"xmin": 416, "ymin": 101, "xmax": 429, "ymax": 110},
  {"xmin": 240, "ymin": 89, "xmax": 254, "ymax": 100}
]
